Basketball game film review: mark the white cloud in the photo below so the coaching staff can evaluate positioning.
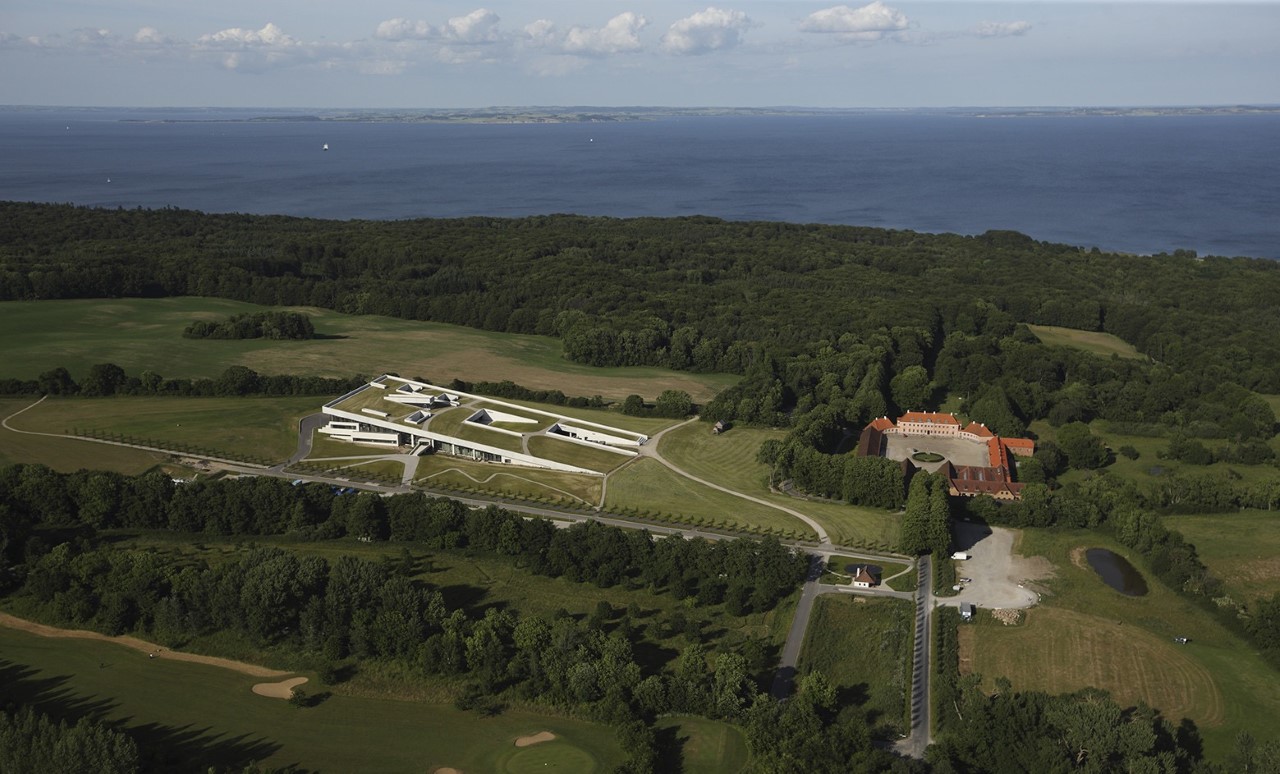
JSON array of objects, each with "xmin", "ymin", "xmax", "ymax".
[
  {"xmin": 199, "ymin": 22, "xmax": 298, "ymax": 48},
  {"xmin": 445, "ymin": 9, "xmax": 500, "ymax": 44},
  {"xmin": 375, "ymin": 18, "xmax": 436, "ymax": 42},
  {"xmin": 562, "ymin": 12, "xmax": 647, "ymax": 56},
  {"xmin": 972, "ymin": 21, "xmax": 1032, "ymax": 38},
  {"xmin": 800, "ymin": 2, "xmax": 909, "ymax": 42},
  {"xmin": 661, "ymin": 7, "xmax": 751, "ymax": 55},
  {"xmin": 523, "ymin": 19, "xmax": 558, "ymax": 48}
]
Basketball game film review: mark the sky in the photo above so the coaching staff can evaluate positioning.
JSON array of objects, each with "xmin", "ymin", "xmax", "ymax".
[{"xmin": 1, "ymin": 1, "xmax": 1277, "ymax": 108}]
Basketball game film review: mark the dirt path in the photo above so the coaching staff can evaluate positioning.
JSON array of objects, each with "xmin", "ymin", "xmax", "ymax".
[{"xmin": 0, "ymin": 611, "xmax": 292, "ymax": 679}]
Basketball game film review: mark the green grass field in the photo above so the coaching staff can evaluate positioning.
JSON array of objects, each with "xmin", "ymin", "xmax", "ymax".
[
  {"xmin": 527, "ymin": 435, "xmax": 632, "ymax": 474},
  {"xmin": 796, "ymin": 596, "xmax": 913, "ymax": 737},
  {"xmin": 960, "ymin": 528, "xmax": 1280, "ymax": 758},
  {"xmin": 604, "ymin": 458, "xmax": 817, "ymax": 539},
  {"xmin": 414, "ymin": 455, "xmax": 603, "ymax": 506},
  {"xmin": 0, "ymin": 297, "xmax": 737, "ymax": 402},
  {"xmin": 5, "ymin": 395, "xmax": 317, "ymax": 463},
  {"xmin": 654, "ymin": 715, "xmax": 750, "ymax": 774},
  {"xmin": 655, "ymin": 421, "xmax": 901, "ymax": 548},
  {"xmin": 1166, "ymin": 510, "xmax": 1280, "ymax": 599},
  {"xmin": 0, "ymin": 623, "xmax": 625, "ymax": 773},
  {"xmin": 1027, "ymin": 324, "xmax": 1145, "ymax": 360},
  {"xmin": 0, "ymin": 398, "xmax": 178, "ymax": 474}
]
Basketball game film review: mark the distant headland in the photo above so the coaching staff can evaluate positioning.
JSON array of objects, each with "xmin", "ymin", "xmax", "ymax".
[{"xmin": 93, "ymin": 104, "xmax": 1280, "ymax": 125}]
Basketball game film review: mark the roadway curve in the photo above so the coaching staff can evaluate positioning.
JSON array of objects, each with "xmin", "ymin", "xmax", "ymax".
[{"xmin": 642, "ymin": 416, "xmax": 832, "ymax": 545}]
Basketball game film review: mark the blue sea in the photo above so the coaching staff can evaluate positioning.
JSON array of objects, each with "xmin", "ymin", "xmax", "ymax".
[{"xmin": 1, "ymin": 107, "xmax": 1277, "ymax": 259}]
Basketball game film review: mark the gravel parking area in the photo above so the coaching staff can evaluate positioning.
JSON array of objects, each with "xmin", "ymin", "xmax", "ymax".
[{"xmin": 944, "ymin": 521, "xmax": 1045, "ymax": 610}]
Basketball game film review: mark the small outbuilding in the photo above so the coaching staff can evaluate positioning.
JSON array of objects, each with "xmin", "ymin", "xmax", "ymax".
[
  {"xmin": 850, "ymin": 564, "xmax": 881, "ymax": 588},
  {"xmin": 960, "ymin": 603, "xmax": 976, "ymax": 621}
]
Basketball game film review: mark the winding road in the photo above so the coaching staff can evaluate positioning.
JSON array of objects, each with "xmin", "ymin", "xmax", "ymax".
[{"xmin": 4, "ymin": 397, "xmax": 943, "ymax": 756}]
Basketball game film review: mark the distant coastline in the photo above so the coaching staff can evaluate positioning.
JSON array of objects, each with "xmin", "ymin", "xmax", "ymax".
[{"xmin": 4, "ymin": 104, "xmax": 1279, "ymax": 125}]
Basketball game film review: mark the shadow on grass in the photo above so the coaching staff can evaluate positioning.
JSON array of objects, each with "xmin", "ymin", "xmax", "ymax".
[{"xmin": 0, "ymin": 659, "xmax": 294, "ymax": 773}]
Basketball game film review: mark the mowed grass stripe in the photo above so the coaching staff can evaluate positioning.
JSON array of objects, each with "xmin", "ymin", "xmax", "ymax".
[{"xmin": 963, "ymin": 606, "xmax": 1222, "ymax": 727}]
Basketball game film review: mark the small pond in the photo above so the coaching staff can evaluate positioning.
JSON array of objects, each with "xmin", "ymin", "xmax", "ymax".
[{"xmin": 1085, "ymin": 548, "xmax": 1148, "ymax": 596}]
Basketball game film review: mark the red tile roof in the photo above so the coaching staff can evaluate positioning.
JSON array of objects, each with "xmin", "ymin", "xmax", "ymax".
[
  {"xmin": 898, "ymin": 411, "xmax": 961, "ymax": 425},
  {"xmin": 963, "ymin": 421, "xmax": 994, "ymax": 438}
]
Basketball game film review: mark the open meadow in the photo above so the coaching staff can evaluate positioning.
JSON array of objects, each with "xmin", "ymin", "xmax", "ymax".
[
  {"xmin": 0, "ymin": 623, "xmax": 628, "ymax": 773},
  {"xmin": 0, "ymin": 297, "xmax": 737, "ymax": 402},
  {"xmin": 1166, "ymin": 509, "xmax": 1280, "ymax": 599},
  {"xmin": 655, "ymin": 421, "xmax": 901, "ymax": 548},
  {"xmin": 796, "ymin": 596, "xmax": 913, "ymax": 737},
  {"xmin": 5, "ymin": 394, "xmax": 318, "ymax": 463},
  {"xmin": 0, "ymin": 398, "xmax": 175, "ymax": 474},
  {"xmin": 959, "ymin": 528, "xmax": 1280, "ymax": 757},
  {"xmin": 1027, "ymin": 324, "xmax": 1146, "ymax": 360}
]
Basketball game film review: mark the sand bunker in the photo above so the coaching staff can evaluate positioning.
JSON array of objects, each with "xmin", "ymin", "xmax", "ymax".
[
  {"xmin": 514, "ymin": 731, "xmax": 557, "ymax": 748},
  {"xmin": 432, "ymin": 769, "xmax": 461, "ymax": 774},
  {"xmin": 0, "ymin": 611, "xmax": 289, "ymax": 678},
  {"xmin": 252, "ymin": 676, "xmax": 309, "ymax": 699}
]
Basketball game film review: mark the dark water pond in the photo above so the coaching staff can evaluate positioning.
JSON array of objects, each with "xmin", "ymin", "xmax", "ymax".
[{"xmin": 1085, "ymin": 548, "xmax": 1149, "ymax": 596}]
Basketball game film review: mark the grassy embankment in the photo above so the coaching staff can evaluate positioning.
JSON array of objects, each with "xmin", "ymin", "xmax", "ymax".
[
  {"xmin": 959, "ymin": 529, "xmax": 1280, "ymax": 759},
  {"xmin": 796, "ymin": 596, "xmax": 914, "ymax": 738},
  {"xmin": 0, "ymin": 297, "xmax": 737, "ymax": 402}
]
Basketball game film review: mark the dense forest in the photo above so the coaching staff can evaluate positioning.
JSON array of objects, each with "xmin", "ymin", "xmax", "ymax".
[{"xmin": 2, "ymin": 202, "xmax": 1276, "ymax": 437}]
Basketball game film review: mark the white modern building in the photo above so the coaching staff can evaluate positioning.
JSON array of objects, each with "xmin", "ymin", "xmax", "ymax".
[{"xmin": 320, "ymin": 375, "xmax": 649, "ymax": 476}]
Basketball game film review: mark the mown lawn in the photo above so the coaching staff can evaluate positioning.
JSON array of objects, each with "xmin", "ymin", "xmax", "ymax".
[
  {"xmin": 6, "ymin": 395, "xmax": 318, "ymax": 463},
  {"xmin": 604, "ymin": 458, "xmax": 816, "ymax": 539},
  {"xmin": 796, "ymin": 595, "xmax": 913, "ymax": 738},
  {"xmin": 960, "ymin": 528, "xmax": 1280, "ymax": 758},
  {"xmin": 414, "ymin": 454, "xmax": 603, "ymax": 506},
  {"xmin": 0, "ymin": 398, "xmax": 174, "ymax": 474},
  {"xmin": 0, "ymin": 297, "xmax": 737, "ymax": 402},
  {"xmin": 656, "ymin": 421, "xmax": 900, "ymax": 548},
  {"xmin": 0, "ymin": 624, "xmax": 626, "ymax": 773}
]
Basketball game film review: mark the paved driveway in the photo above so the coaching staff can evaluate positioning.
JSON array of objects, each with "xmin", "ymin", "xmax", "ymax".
[{"xmin": 945, "ymin": 521, "xmax": 1039, "ymax": 610}]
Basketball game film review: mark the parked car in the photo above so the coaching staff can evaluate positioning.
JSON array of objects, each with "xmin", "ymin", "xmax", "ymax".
[
  {"xmin": 959, "ymin": 578, "xmax": 972, "ymax": 583},
  {"xmin": 1174, "ymin": 636, "xmax": 1190, "ymax": 644}
]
